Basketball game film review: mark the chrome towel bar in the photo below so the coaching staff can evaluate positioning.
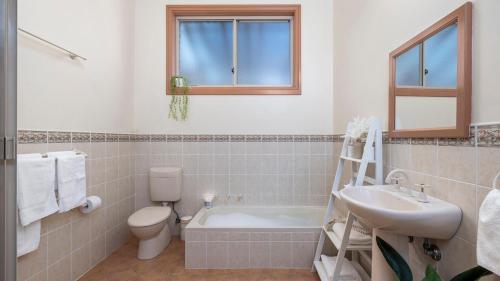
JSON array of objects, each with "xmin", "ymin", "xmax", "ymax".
[{"xmin": 18, "ymin": 28, "xmax": 87, "ymax": 61}]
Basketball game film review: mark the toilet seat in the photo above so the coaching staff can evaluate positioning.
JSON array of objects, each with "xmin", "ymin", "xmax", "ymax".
[{"xmin": 128, "ymin": 206, "xmax": 171, "ymax": 228}]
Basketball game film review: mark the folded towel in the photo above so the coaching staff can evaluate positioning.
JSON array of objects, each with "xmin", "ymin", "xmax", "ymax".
[
  {"xmin": 321, "ymin": 255, "xmax": 362, "ymax": 281},
  {"xmin": 332, "ymin": 223, "xmax": 372, "ymax": 245},
  {"xmin": 17, "ymin": 155, "xmax": 59, "ymax": 226},
  {"xmin": 477, "ymin": 188, "xmax": 500, "ymax": 275},
  {"xmin": 17, "ymin": 217, "xmax": 40, "ymax": 257},
  {"xmin": 47, "ymin": 152, "xmax": 87, "ymax": 212}
]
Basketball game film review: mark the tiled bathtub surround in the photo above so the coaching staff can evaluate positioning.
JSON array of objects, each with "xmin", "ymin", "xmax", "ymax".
[
  {"xmin": 185, "ymin": 230, "xmax": 320, "ymax": 269},
  {"xmin": 16, "ymin": 131, "xmax": 135, "ymax": 281},
  {"xmin": 378, "ymin": 124, "xmax": 500, "ymax": 281}
]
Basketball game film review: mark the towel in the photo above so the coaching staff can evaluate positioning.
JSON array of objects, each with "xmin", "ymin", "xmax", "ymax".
[
  {"xmin": 332, "ymin": 223, "xmax": 372, "ymax": 245},
  {"xmin": 477, "ymin": 188, "xmax": 500, "ymax": 275},
  {"xmin": 17, "ymin": 155, "xmax": 59, "ymax": 226},
  {"xmin": 47, "ymin": 152, "xmax": 87, "ymax": 212},
  {"xmin": 321, "ymin": 255, "xmax": 362, "ymax": 281},
  {"xmin": 17, "ymin": 216, "xmax": 40, "ymax": 257}
]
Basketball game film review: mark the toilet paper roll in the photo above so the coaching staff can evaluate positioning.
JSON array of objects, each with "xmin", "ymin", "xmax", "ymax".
[{"xmin": 79, "ymin": 196, "xmax": 102, "ymax": 214}]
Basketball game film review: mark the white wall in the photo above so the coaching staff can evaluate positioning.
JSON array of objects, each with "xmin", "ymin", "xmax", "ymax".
[
  {"xmin": 133, "ymin": 0, "xmax": 334, "ymax": 134},
  {"xmin": 333, "ymin": 0, "xmax": 500, "ymax": 133},
  {"xmin": 18, "ymin": 0, "xmax": 135, "ymax": 133}
]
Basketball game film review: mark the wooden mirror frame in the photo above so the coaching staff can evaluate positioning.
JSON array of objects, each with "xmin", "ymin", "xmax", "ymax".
[{"xmin": 389, "ymin": 2, "xmax": 472, "ymax": 138}]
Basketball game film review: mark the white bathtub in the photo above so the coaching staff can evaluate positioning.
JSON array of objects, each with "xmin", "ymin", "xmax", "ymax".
[
  {"xmin": 185, "ymin": 206, "xmax": 324, "ymax": 269},
  {"xmin": 188, "ymin": 206, "xmax": 324, "ymax": 228}
]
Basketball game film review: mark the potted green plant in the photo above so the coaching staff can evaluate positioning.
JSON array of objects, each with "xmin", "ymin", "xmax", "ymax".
[{"xmin": 168, "ymin": 76, "xmax": 189, "ymax": 121}]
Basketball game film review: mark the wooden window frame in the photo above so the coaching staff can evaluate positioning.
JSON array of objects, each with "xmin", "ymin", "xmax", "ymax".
[
  {"xmin": 388, "ymin": 2, "xmax": 472, "ymax": 138},
  {"xmin": 166, "ymin": 5, "xmax": 301, "ymax": 95}
]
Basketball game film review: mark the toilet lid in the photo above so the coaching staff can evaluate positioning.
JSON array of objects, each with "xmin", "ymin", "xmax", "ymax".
[{"xmin": 128, "ymin": 206, "xmax": 171, "ymax": 227}]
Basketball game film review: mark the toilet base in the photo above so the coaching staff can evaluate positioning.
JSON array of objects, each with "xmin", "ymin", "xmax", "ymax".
[{"xmin": 137, "ymin": 223, "xmax": 171, "ymax": 260}]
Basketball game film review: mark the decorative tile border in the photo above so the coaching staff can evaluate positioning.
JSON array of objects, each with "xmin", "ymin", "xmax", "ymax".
[
  {"xmin": 91, "ymin": 133, "xmax": 105, "ymax": 142},
  {"xmin": 277, "ymin": 135, "xmax": 294, "ymax": 142},
  {"xmin": 48, "ymin": 131, "xmax": 71, "ymax": 143},
  {"xmin": 18, "ymin": 130, "xmax": 47, "ymax": 144},
  {"xmin": 198, "ymin": 135, "xmax": 213, "ymax": 142},
  {"xmin": 245, "ymin": 135, "xmax": 262, "ymax": 142},
  {"xmin": 262, "ymin": 135, "xmax": 278, "ymax": 142},
  {"xmin": 151, "ymin": 134, "xmax": 166, "ymax": 142},
  {"xmin": 118, "ymin": 134, "xmax": 130, "ymax": 142},
  {"xmin": 293, "ymin": 135, "xmax": 310, "ymax": 142},
  {"xmin": 167, "ymin": 135, "xmax": 182, "ymax": 142},
  {"xmin": 476, "ymin": 124, "xmax": 500, "ymax": 147},
  {"xmin": 16, "ymin": 124, "xmax": 500, "ymax": 147},
  {"xmin": 132, "ymin": 134, "xmax": 150, "ymax": 142},
  {"xmin": 71, "ymin": 132, "xmax": 91, "ymax": 143},
  {"xmin": 410, "ymin": 138, "xmax": 438, "ymax": 145},
  {"xmin": 230, "ymin": 135, "xmax": 245, "ymax": 142},
  {"xmin": 105, "ymin": 133, "xmax": 120, "ymax": 142},
  {"xmin": 214, "ymin": 135, "xmax": 229, "ymax": 142},
  {"xmin": 182, "ymin": 135, "xmax": 198, "ymax": 142}
]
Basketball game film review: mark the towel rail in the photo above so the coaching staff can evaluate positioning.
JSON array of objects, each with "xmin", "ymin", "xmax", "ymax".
[
  {"xmin": 18, "ymin": 28, "xmax": 87, "ymax": 60},
  {"xmin": 494, "ymin": 172, "xmax": 500, "ymax": 190}
]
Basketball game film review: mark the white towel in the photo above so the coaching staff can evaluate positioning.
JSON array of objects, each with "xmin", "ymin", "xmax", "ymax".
[
  {"xmin": 477, "ymin": 188, "xmax": 500, "ymax": 275},
  {"xmin": 321, "ymin": 255, "xmax": 362, "ymax": 281},
  {"xmin": 48, "ymin": 152, "xmax": 87, "ymax": 212},
  {"xmin": 17, "ymin": 217, "xmax": 40, "ymax": 257},
  {"xmin": 17, "ymin": 155, "xmax": 59, "ymax": 226}
]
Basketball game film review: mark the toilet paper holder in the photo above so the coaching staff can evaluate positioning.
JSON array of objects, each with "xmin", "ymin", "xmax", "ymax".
[{"xmin": 79, "ymin": 196, "xmax": 102, "ymax": 214}]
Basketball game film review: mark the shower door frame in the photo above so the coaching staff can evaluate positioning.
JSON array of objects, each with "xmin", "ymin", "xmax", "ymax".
[{"xmin": 0, "ymin": 0, "xmax": 17, "ymax": 280}]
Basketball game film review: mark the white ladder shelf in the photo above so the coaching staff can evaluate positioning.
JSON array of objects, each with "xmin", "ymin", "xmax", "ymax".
[{"xmin": 312, "ymin": 118, "xmax": 383, "ymax": 281}]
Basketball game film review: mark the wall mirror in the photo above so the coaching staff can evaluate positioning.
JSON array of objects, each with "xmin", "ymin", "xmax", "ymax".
[{"xmin": 389, "ymin": 2, "xmax": 472, "ymax": 138}]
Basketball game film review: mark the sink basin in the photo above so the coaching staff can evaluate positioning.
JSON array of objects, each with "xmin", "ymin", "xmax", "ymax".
[{"xmin": 339, "ymin": 185, "xmax": 462, "ymax": 239}]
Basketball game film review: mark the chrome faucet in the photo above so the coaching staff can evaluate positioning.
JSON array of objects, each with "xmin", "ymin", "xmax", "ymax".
[
  {"xmin": 413, "ymin": 183, "xmax": 432, "ymax": 203},
  {"xmin": 385, "ymin": 169, "xmax": 410, "ymax": 192}
]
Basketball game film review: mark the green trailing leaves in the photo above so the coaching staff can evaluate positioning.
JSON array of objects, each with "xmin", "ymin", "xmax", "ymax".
[
  {"xmin": 376, "ymin": 236, "xmax": 413, "ymax": 281},
  {"xmin": 450, "ymin": 266, "xmax": 492, "ymax": 281},
  {"xmin": 377, "ymin": 236, "xmax": 493, "ymax": 281},
  {"xmin": 168, "ymin": 76, "xmax": 189, "ymax": 121},
  {"xmin": 422, "ymin": 265, "xmax": 442, "ymax": 281}
]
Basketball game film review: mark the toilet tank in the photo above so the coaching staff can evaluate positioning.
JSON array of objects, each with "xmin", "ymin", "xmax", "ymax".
[{"xmin": 149, "ymin": 167, "xmax": 182, "ymax": 202}]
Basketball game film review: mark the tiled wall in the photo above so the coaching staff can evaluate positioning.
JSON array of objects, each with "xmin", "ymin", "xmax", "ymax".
[
  {"xmin": 16, "ymin": 131, "xmax": 135, "ymax": 281},
  {"xmin": 17, "ymin": 125, "xmax": 499, "ymax": 279},
  {"xmin": 16, "ymin": 131, "xmax": 337, "ymax": 280},
  {"xmin": 133, "ymin": 134, "xmax": 336, "ymax": 234},
  {"xmin": 380, "ymin": 124, "xmax": 500, "ymax": 280}
]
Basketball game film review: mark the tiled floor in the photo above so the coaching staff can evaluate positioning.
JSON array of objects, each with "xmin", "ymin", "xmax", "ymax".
[{"xmin": 80, "ymin": 236, "xmax": 321, "ymax": 281}]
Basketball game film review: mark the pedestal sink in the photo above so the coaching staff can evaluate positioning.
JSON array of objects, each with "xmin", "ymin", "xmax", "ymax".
[{"xmin": 339, "ymin": 185, "xmax": 462, "ymax": 239}]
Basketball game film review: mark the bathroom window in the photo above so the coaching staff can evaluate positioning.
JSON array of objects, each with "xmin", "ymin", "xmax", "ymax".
[{"xmin": 166, "ymin": 5, "xmax": 301, "ymax": 95}]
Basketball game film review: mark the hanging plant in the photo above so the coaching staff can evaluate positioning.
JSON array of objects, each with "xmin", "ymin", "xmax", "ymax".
[{"xmin": 168, "ymin": 76, "xmax": 189, "ymax": 121}]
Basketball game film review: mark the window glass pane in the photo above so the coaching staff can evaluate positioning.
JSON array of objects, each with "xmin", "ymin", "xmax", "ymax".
[
  {"xmin": 396, "ymin": 44, "xmax": 422, "ymax": 87},
  {"xmin": 179, "ymin": 21, "xmax": 233, "ymax": 85},
  {"xmin": 423, "ymin": 23, "xmax": 457, "ymax": 88},
  {"xmin": 237, "ymin": 21, "xmax": 291, "ymax": 85}
]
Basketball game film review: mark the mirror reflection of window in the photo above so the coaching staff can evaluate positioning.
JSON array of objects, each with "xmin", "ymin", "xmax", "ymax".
[
  {"xmin": 395, "ymin": 22, "xmax": 458, "ymax": 89},
  {"xmin": 395, "ymin": 44, "xmax": 422, "ymax": 87},
  {"xmin": 423, "ymin": 23, "xmax": 458, "ymax": 88}
]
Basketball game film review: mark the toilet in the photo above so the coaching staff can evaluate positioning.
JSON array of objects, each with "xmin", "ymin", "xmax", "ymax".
[{"xmin": 127, "ymin": 167, "xmax": 182, "ymax": 260}]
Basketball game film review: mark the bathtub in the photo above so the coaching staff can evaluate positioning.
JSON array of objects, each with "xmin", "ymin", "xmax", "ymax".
[{"xmin": 185, "ymin": 206, "xmax": 324, "ymax": 269}]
